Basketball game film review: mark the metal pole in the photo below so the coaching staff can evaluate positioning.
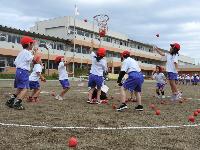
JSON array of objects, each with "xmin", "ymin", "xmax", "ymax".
[
  {"xmin": 73, "ymin": 15, "xmax": 76, "ymax": 78},
  {"xmin": 92, "ymin": 17, "xmax": 95, "ymax": 50},
  {"xmin": 48, "ymin": 48, "xmax": 49, "ymax": 76},
  {"xmin": 80, "ymin": 45, "xmax": 82, "ymax": 69}
]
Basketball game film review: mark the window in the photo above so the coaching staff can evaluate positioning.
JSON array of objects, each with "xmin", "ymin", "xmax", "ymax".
[
  {"xmin": 8, "ymin": 34, "xmax": 12, "ymax": 42},
  {"xmin": 76, "ymin": 47, "xmax": 81, "ymax": 53},
  {"xmin": 0, "ymin": 33, "xmax": 7, "ymax": 41},
  {"xmin": 77, "ymin": 30, "xmax": 84, "ymax": 36},
  {"xmin": 16, "ymin": 36, "xmax": 20, "ymax": 43},
  {"xmin": 11, "ymin": 36, "xmax": 16, "ymax": 43},
  {"xmin": 53, "ymin": 44, "xmax": 57, "ymax": 49},
  {"xmin": 7, "ymin": 57, "xmax": 15, "ymax": 67},
  {"xmin": 85, "ymin": 32, "xmax": 89, "ymax": 37}
]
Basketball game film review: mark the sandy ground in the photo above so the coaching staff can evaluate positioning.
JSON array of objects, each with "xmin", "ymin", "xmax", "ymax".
[{"xmin": 0, "ymin": 80, "xmax": 200, "ymax": 150}]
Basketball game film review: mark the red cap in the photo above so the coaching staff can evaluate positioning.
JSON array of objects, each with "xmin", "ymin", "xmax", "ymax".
[
  {"xmin": 121, "ymin": 50, "xmax": 130, "ymax": 57},
  {"xmin": 97, "ymin": 48, "xmax": 106, "ymax": 57},
  {"xmin": 170, "ymin": 43, "xmax": 180, "ymax": 51},
  {"xmin": 54, "ymin": 56, "xmax": 64, "ymax": 63},
  {"xmin": 20, "ymin": 36, "xmax": 35, "ymax": 45},
  {"xmin": 34, "ymin": 55, "xmax": 41, "ymax": 62}
]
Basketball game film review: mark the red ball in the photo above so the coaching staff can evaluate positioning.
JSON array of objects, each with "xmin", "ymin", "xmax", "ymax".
[
  {"xmin": 68, "ymin": 137, "xmax": 77, "ymax": 147},
  {"xmin": 155, "ymin": 110, "xmax": 161, "ymax": 115},
  {"xmin": 197, "ymin": 109, "xmax": 200, "ymax": 113},
  {"xmin": 194, "ymin": 111, "xmax": 198, "ymax": 116},
  {"xmin": 188, "ymin": 115, "xmax": 195, "ymax": 123},
  {"xmin": 150, "ymin": 104, "xmax": 155, "ymax": 109}
]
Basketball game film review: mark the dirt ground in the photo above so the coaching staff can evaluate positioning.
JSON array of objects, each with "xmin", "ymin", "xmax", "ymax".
[{"xmin": 0, "ymin": 80, "xmax": 200, "ymax": 150}]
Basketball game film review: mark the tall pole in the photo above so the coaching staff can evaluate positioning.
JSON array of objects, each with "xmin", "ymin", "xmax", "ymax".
[
  {"xmin": 80, "ymin": 45, "xmax": 82, "ymax": 69},
  {"xmin": 73, "ymin": 10, "xmax": 76, "ymax": 78},
  {"xmin": 48, "ymin": 50, "xmax": 49, "ymax": 76},
  {"xmin": 92, "ymin": 17, "xmax": 95, "ymax": 50}
]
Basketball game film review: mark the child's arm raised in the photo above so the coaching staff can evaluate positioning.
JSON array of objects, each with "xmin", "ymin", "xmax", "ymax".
[
  {"xmin": 153, "ymin": 46, "xmax": 165, "ymax": 56},
  {"xmin": 64, "ymin": 56, "xmax": 74, "ymax": 66}
]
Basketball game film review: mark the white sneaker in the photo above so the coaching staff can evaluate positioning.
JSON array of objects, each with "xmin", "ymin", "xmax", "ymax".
[
  {"xmin": 58, "ymin": 96, "xmax": 63, "ymax": 101},
  {"xmin": 55, "ymin": 95, "xmax": 59, "ymax": 100},
  {"xmin": 175, "ymin": 92, "xmax": 182, "ymax": 101},
  {"xmin": 171, "ymin": 94, "xmax": 176, "ymax": 101},
  {"xmin": 161, "ymin": 95, "xmax": 165, "ymax": 99},
  {"xmin": 156, "ymin": 95, "xmax": 161, "ymax": 99}
]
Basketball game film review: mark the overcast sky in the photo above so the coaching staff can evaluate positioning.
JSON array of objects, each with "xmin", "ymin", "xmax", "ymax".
[{"xmin": 0, "ymin": 0, "xmax": 200, "ymax": 62}]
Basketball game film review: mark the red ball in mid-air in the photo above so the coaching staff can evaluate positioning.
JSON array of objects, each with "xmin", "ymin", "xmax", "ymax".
[
  {"xmin": 197, "ymin": 109, "xmax": 200, "ymax": 113},
  {"xmin": 68, "ymin": 137, "xmax": 78, "ymax": 147}
]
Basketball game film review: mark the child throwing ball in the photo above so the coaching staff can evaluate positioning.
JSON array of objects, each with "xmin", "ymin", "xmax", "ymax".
[
  {"xmin": 54, "ymin": 56, "xmax": 73, "ymax": 100},
  {"xmin": 154, "ymin": 43, "xmax": 182, "ymax": 101}
]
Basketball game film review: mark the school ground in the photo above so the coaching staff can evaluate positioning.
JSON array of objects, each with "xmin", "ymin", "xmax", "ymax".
[{"xmin": 0, "ymin": 80, "xmax": 200, "ymax": 150}]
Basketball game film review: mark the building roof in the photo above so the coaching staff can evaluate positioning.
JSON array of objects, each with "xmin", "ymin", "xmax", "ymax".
[{"xmin": 0, "ymin": 25, "xmax": 71, "ymax": 44}]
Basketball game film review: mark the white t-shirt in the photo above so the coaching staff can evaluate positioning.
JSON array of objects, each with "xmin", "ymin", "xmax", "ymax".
[
  {"xmin": 58, "ymin": 62, "xmax": 68, "ymax": 80},
  {"xmin": 196, "ymin": 76, "xmax": 200, "ymax": 80},
  {"xmin": 121, "ymin": 57, "xmax": 141, "ymax": 73},
  {"xmin": 29, "ymin": 64, "xmax": 43, "ymax": 81},
  {"xmin": 153, "ymin": 73, "xmax": 166, "ymax": 84},
  {"xmin": 185, "ymin": 76, "xmax": 190, "ymax": 80},
  {"xmin": 14, "ymin": 49, "xmax": 33, "ymax": 71},
  {"xmin": 165, "ymin": 53, "xmax": 178, "ymax": 73},
  {"xmin": 90, "ymin": 52, "xmax": 107, "ymax": 76}
]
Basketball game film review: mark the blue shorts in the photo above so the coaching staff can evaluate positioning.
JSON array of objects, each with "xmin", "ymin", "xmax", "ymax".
[
  {"xmin": 156, "ymin": 83, "xmax": 165, "ymax": 90},
  {"xmin": 88, "ymin": 74, "xmax": 104, "ymax": 89},
  {"xmin": 14, "ymin": 68, "xmax": 29, "ymax": 89},
  {"xmin": 167, "ymin": 72, "xmax": 178, "ymax": 80},
  {"xmin": 59, "ymin": 79, "xmax": 70, "ymax": 89},
  {"xmin": 29, "ymin": 81, "xmax": 40, "ymax": 90},
  {"xmin": 194, "ymin": 78, "xmax": 199, "ymax": 83},
  {"xmin": 123, "ymin": 72, "xmax": 144, "ymax": 92}
]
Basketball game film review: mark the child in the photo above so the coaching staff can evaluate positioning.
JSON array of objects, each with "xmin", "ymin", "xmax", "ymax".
[
  {"xmin": 87, "ymin": 47, "xmax": 108, "ymax": 104},
  {"xmin": 154, "ymin": 43, "xmax": 182, "ymax": 101},
  {"xmin": 5, "ymin": 36, "xmax": 37, "ymax": 110},
  {"xmin": 194, "ymin": 74, "xmax": 199, "ymax": 85},
  {"xmin": 54, "ymin": 56, "xmax": 73, "ymax": 100},
  {"xmin": 152, "ymin": 65, "xmax": 166, "ymax": 99},
  {"xmin": 185, "ymin": 74, "xmax": 191, "ymax": 85},
  {"xmin": 117, "ymin": 50, "xmax": 144, "ymax": 111},
  {"xmin": 191, "ymin": 75, "xmax": 194, "ymax": 85},
  {"xmin": 91, "ymin": 83, "xmax": 109, "ymax": 101},
  {"xmin": 27, "ymin": 55, "xmax": 46, "ymax": 102}
]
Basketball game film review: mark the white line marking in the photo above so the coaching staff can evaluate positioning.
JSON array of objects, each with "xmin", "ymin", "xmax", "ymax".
[
  {"xmin": 40, "ymin": 91, "xmax": 50, "ymax": 94},
  {"xmin": 0, "ymin": 122, "xmax": 199, "ymax": 130},
  {"xmin": 80, "ymin": 92, "xmax": 88, "ymax": 94}
]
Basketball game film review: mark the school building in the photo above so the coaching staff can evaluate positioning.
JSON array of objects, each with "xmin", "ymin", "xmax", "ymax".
[{"xmin": 0, "ymin": 16, "xmax": 199, "ymax": 77}]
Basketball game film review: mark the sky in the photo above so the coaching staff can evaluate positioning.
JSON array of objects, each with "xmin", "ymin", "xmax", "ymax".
[{"xmin": 0, "ymin": 0, "xmax": 200, "ymax": 63}]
